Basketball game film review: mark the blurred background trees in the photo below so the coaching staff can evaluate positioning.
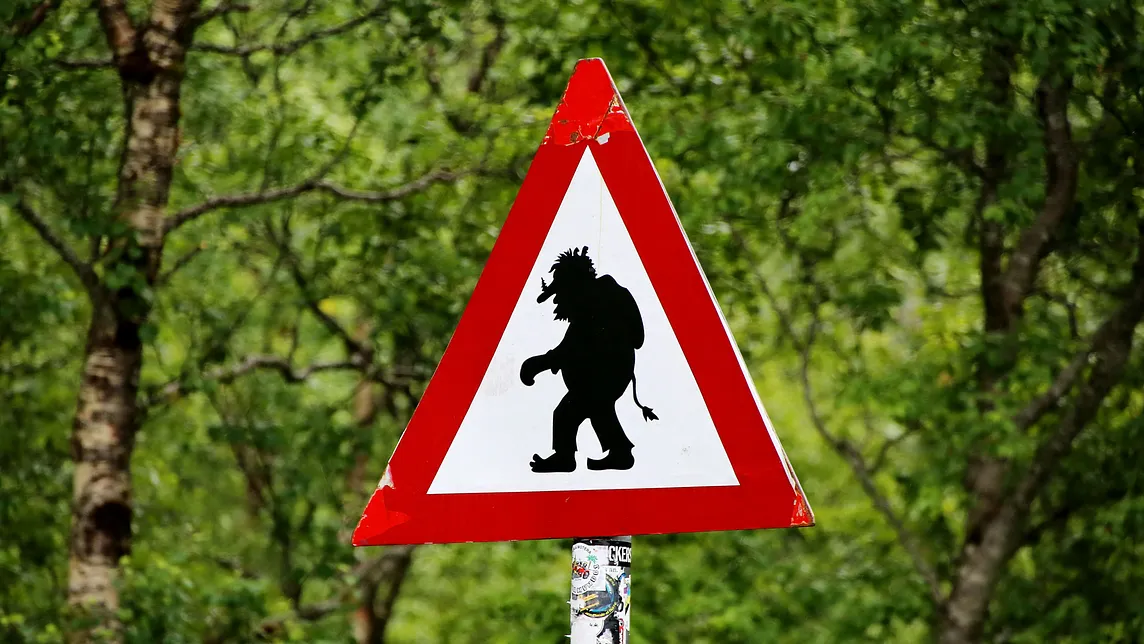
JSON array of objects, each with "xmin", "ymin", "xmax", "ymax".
[{"xmin": 2, "ymin": 0, "xmax": 1142, "ymax": 642}]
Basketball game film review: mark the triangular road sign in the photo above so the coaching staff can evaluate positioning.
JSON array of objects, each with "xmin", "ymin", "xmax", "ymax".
[{"xmin": 353, "ymin": 58, "xmax": 813, "ymax": 546}]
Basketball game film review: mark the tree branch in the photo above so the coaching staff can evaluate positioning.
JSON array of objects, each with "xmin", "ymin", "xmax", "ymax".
[
  {"xmin": 152, "ymin": 354, "xmax": 365, "ymax": 402},
  {"xmin": 270, "ymin": 225, "xmax": 371, "ymax": 360},
  {"xmin": 1089, "ymin": 71, "xmax": 1129, "ymax": 142},
  {"xmin": 166, "ymin": 169, "xmax": 469, "ymax": 234},
  {"xmin": 1034, "ymin": 289, "xmax": 1080, "ymax": 339},
  {"xmin": 156, "ymin": 243, "xmax": 207, "ymax": 285},
  {"xmin": 796, "ymin": 319, "xmax": 944, "ymax": 606},
  {"xmin": 250, "ymin": 547, "xmax": 421, "ymax": 640},
  {"xmin": 869, "ymin": 425, "xmax": 915, "ymax": 474},
  {"xmin": 316, "ymin": 171, "xmax": 468, "ymax": 201},
  {"xmin": 7, "ymin": 191, "xmax": 101, "ymax": 294},
  {"xmin": 95, "ymin": 0, "xmax": 140, "ymax": 65},
  {"xmin": 230, "ymin": 442, "xmax": 271, "ymax": 516},
  {"xmin": 143, "ymin": 0, "xmax": 201, "ymax": 69},
  {"xmin": 1009, "ymin": 222, "xmax": 1144, "ymax": 512},
  {"xmin": 296, "ymin": 599, "xmax": 343, "ymax": 621},
  {"xmin": 193, "ymin": 5, "xmax": 386, "ymax": 56},
  {"xmin": 976, "ymin": 44, "xmax": 1017, "ymax": 334},
  {"xmin": 357, "ymin": 546, "xmax": 416, "ymax": 644},
  {"xmin": 978, "ymin": 197, "xmax": 1007, "ymax": 333},
  {"xmin": 1022, "ymin": 505, "xmax": 1072, "ymax": 547},
  {"xmin": 1002, "ymin": 76, "xmax": 1078, "ymax": 316},
  {"xmin": 1022, "ymin": 478, "xmax": 1130, "ymax": 548},
  {"xmin": 54, "ymin": 57, "xmax": 116, "ymax": 70},
  {"xmin": 894, "ymin": 126, "xmax": 983, "ymax": 179},
  {"xmin": 257, "ymin": 599, "xmax": 344, "ymax": 636},
  {"xmin": 192, "ymin": 0, "xmax": 251, "ymax": 25},
  {"xmin": 1013, "ymin": 344, "xmax": 1091, "ymax": 431},
  {"xmin": 9, "ymin": 0, "xmax": 56, "ymax": 38},
  {"xmin": 736, "ymin": 221, "xmax": 944, "ymax": 605},
  {"xmin": 467, "ymin": 14, "xmax": 505, "ymax": 94},
  {"xmin": 728, "ymin": 226, "xmax": 802, "ymax": 349}
]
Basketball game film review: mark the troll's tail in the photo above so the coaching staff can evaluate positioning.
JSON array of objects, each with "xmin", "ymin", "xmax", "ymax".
[{"xmin": 631, "ymin": 373, "xmax": 658, "ymax": 422}]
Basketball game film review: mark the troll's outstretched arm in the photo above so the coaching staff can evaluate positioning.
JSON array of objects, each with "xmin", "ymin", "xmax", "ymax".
[{"xmin": 520, "ymin": 342, "xmax": 566, "ymax": 386}]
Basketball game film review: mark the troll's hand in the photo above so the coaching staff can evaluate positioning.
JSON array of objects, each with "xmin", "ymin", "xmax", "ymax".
[{"xmin": 520, "ymin": 355, "xmax": 549, "ymax": 386}]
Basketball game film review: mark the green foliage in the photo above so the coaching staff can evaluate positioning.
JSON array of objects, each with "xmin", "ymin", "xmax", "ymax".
[
  {"xmin": 0, "ymin": 226, "xmax": 80, "ymax": 644},
  {"xmin": 3, "ymin": 0, "xmax": 1144, "ymax": 642}
]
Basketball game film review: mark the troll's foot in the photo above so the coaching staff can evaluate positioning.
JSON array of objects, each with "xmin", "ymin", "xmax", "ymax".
[
  {"xmin": 587, "ymin": 449, "xmax": 634, "ymax": 471},
  {"xmin": 530, "ymin": 452, "xmax": 576, "ymax": 473}
]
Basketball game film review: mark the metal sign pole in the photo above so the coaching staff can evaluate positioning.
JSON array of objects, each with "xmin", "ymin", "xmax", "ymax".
[{"xmin": 569, "ymin": 536, "xmax": 632, "ymax": 644}]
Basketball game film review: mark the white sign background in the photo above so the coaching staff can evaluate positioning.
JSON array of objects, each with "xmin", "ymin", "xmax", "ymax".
[{"xmin": 427, "ymin": 147, "xmax": 739, "ymax": 494}]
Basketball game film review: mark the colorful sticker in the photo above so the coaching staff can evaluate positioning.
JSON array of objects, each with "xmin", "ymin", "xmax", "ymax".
[
  {"xmin": 570, "ymin": 541, "xmax": 604, "ymax": 593},
  {"xmin": 571, "ymin": 538, "xmax": 630, "ymax": 644}
]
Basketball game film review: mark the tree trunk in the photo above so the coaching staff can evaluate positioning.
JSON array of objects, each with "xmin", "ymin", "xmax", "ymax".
[
  {"xmin": 348, "ymin": 324, "xmax": 415, "ymax": 644},
  {"xmin": 67, "ymin": 300, "xmax": 142, "ymax": 636},
  {"xmin": 940, "ymin": 220, "xmax": 1144, "ymax": 643},
  {"xmin": 354, "ymin": 547, "xmax": 416, "ymax": 644},
  {"xmin": 68, "ymin": 2, "xmax": 198, "ymax": 639},
  {"xmin": 938, "ymin": 507, "xmax": 1019, "ymax": 643}
]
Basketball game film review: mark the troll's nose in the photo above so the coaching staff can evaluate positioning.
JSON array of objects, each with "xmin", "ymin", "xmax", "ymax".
[{"xmin": 538, "ymin": 276, "xmax": 557, "ymax": 303}]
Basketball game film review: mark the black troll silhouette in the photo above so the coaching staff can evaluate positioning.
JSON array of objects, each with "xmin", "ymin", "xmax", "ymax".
[{"xmin": 520, "ymin": 246, "xmax": 658, "ymax": 473}]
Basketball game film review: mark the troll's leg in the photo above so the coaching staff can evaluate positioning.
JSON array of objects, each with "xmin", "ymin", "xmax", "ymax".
[
  {"xmin": 587, "ymin": 404, "xmax": 634, "ymax": 471},
  {"xmin": 531, "ymin": 394, "xmax": 586, "ymax": 473}
]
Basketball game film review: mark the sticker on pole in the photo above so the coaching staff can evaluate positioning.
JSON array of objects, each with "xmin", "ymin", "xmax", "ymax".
[
  {"xmin": 570, "ymin": 538, "xmax": 631, "ymax": 644},
  {"xmin": 353, "ymin": 58, "xmax": 813, "ymax": 546}
]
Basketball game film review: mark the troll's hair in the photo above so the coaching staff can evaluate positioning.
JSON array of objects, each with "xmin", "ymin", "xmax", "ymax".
[{"xmin": 550, "ymin": 246, "xmax": 596, "ymax": 277}]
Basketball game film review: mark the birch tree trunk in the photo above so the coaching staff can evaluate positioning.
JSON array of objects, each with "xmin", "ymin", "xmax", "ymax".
[{"xmin": 68, "ymin": 2, "xmax": 200, "ymax": 639}]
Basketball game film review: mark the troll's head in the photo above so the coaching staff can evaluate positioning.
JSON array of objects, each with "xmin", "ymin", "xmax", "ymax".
[{"xmin": 537, "ymin": 246, "xmax": 596, "ymax": 321}]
